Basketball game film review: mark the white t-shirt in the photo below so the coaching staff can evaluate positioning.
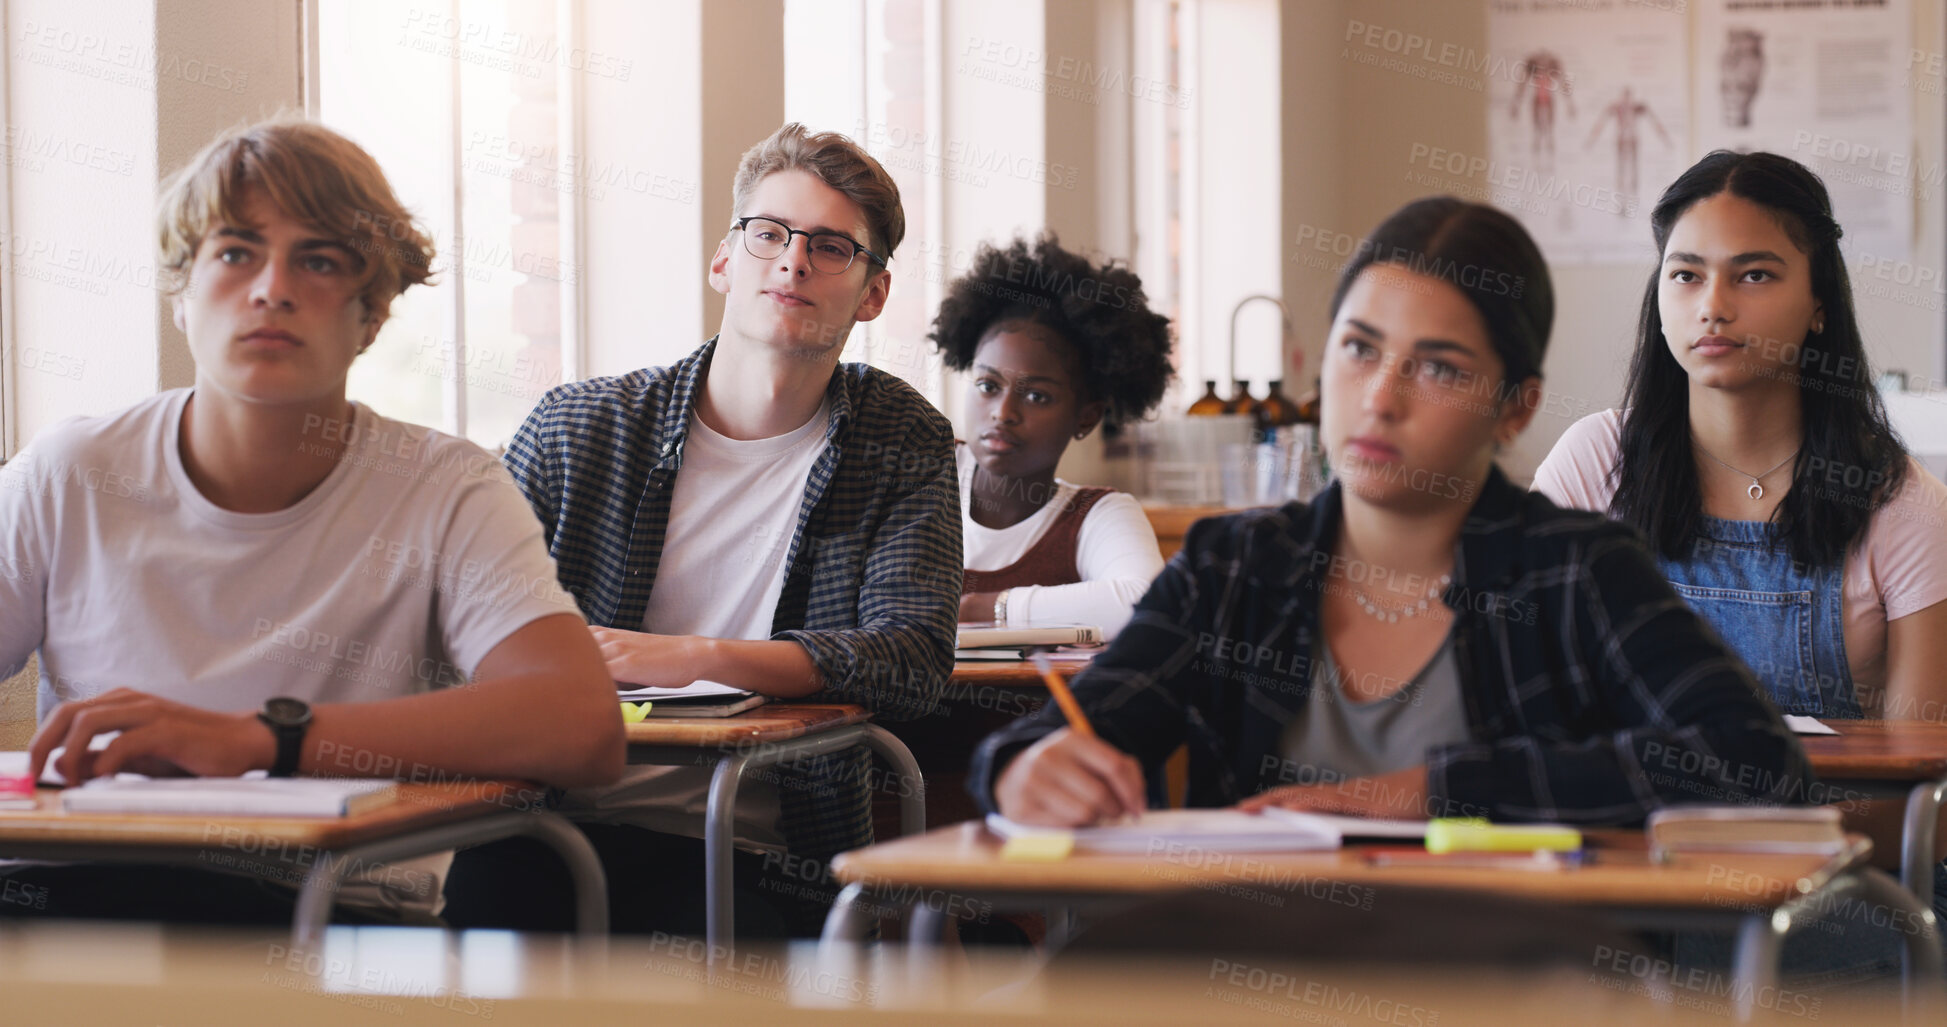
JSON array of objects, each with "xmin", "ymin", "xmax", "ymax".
[
  {"xmin": 1533, "ymin": 408, "xmax": 1947, "ymax": 707},
  {"xmin": 956, "ymin": 445, "xmax": 1164, "ymax": 639},
  {"xmin": 558, "ymin": 402, "xmax": 831, "ymax": 849},
  {"xmin": 0, "ymin": 389, "xmax": 582, "ymax": 917}
]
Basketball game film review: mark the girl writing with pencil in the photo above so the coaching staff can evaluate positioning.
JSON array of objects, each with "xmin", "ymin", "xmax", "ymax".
[
  {"xmin": 974, "ymin": 197, "xmax": 1811, "ymax": 829},
  {"xmin": 932, "ymin": 235, "xmax": 1175, "ymax": 640}
]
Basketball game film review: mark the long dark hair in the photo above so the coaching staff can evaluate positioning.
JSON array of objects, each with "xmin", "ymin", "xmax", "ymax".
[
  {"xmin": 1331, "ymin": 197, "xmax": 1554, "ymax": 388},
  {"xmin": 1612, "ymin": 150, "xmax": 1906, "ymax": 567}
]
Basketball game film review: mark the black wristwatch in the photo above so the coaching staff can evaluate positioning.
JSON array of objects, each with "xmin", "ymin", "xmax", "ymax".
[{"xmin": 257, "ymin": 697, "xmax": 313, "ymax": 778}]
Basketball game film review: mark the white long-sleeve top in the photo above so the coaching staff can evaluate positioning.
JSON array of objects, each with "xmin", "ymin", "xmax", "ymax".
[{"xmin": 957, "ymin": 445, "xmax": 1165, "ymax": 639}]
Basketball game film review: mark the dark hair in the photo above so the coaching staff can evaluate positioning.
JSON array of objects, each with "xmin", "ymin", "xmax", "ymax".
[
  {"xmin": 928, "ymin": 234, "xmax": 1174, "ymax": 429},
  {"xmin": 1611, "ymin": 150, "xmax": 1906, "ymax": 568},
  {"xmin": 1329, "ymin": 196, "xmax": 1554, "ymax": 386}
]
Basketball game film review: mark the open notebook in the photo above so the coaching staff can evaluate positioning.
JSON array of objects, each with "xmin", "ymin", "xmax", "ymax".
[
  {"xmin": 59, "ymin": 777, "xmax": 399, "ymax": 817},
  {"xmin": 618, "ymin": 680, "xmax": 770, "ymax": 718},
  {"xmin": 985, "ymin": 808, "xmax": 1427, "ymax": 854},
  {"xmin": 0, "ymin": 749, "xmax": 401, "ymax": 818},
  {"xmin": 4, "ymin": 739, "xmax": 402, "ymax": 817},
  {"xmin": 0, "ymin": 734, "xmax": 118, "ymax": 804}
]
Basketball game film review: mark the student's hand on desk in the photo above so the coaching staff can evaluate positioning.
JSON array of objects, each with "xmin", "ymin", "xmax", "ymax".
[
  {"xmin": 588, "ymin": 626, "xmax": 702, "ymax": 688},
  {"xmin": 958, "ymin": 591, "xmax": 1002, "ymax": 623},
  {"xmin": 1237, "ymin": 765, "xmax": 1431, "ymax": 820},
  {"xmin": 994, "ymin": 728, "xmax": 1146, "ymax": 827},
  {"xmin": 29, "ymin": 688, "xmax": 275, "ymax": 784}
]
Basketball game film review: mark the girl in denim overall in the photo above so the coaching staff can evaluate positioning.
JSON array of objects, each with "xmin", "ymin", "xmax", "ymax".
[{"xmin": 1536, "ymin": 150, "xmax": 1947, "ymax": 982}]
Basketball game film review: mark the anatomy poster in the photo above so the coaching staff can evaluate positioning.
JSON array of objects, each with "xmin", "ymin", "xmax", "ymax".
[
  {"xmin": 1695, "ymin": 0, "xmax": 1914, "ymax": 258},
  {"xmin": 1487, "ymin": 0, "xmax": 1689, "ymax": 265}
]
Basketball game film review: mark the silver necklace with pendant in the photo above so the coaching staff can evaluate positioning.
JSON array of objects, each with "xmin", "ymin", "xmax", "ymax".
[
  {"xmin": 1351, "ymin": 573, "xmax": 1453, "ymax": 624},
  {"xmin": 1695, "ymin": 444, "xmax": 1799, "ymax": 501}
]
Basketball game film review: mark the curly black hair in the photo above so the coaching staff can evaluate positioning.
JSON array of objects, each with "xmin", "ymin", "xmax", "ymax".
[{"xmin": 928, "ymin": 235, "xmax": 1174, "ymax": 429}]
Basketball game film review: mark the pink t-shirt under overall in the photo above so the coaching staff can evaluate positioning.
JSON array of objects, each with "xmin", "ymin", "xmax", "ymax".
[{"xmin": 1533, "ymin": 409, "xmax": 1947, "ymax": 711}]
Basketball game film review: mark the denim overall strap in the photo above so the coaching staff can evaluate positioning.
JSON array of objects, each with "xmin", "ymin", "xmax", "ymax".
[{"xmin": 1656, "ymin": 516, "xmax": 1860, "ymax": 718}]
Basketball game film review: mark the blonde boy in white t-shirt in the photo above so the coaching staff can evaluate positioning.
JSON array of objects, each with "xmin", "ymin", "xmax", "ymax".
[{"xmin": 0, "ymin": 118, "xmax": 622, "ymax": 923}]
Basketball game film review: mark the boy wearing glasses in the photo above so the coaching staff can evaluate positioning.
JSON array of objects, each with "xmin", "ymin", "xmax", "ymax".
[{"xmin": 446, "ymin": 123, "xmax": 959, "ymax": 934}]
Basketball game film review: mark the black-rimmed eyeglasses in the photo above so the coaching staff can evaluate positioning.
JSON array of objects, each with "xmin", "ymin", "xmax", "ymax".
[{"xmin": 732, "ymin": 216, "xmax": 886, "ymax": 274}]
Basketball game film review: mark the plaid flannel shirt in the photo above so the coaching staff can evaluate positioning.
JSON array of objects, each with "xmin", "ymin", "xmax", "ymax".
[
  {"xmin": 973, "ymin": 467, "xmax": 1815, "ymax": 824},
  {"xmin": 506, "ymin": 338, "xmax": 960, "ymax": 867}
]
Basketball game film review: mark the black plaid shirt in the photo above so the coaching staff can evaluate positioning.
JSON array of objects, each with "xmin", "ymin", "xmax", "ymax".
[
  {"xmin": 973, "ymin": 468, "xmax": 1814, "ymax": 825},
  {"xmin": 506, "ymin": 338, "xmax": 961, "ymax": 865}
]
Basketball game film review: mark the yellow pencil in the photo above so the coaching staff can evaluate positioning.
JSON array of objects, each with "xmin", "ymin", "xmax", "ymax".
[{"xmin": 1030, "ymin": 651, "xmax": 1095, "ymax": 739}]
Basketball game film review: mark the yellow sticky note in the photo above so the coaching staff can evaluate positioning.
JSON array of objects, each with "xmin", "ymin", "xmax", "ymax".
[
  {"xmin": 1000, "ymin": 832, "xmax": 1075, "ymax": 861},
  {"xmin": 1425, "ymin": 818, "xmax": 1581, "ymax": 854},
  {"xmin": 620, "ymin": 701, "xmax": 651, "ymax": 723}
]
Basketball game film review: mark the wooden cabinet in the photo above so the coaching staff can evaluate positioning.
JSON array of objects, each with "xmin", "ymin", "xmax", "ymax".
[{"xmin": 1141, "ymin": 504, "xmax": 1257, "ymax": 560}]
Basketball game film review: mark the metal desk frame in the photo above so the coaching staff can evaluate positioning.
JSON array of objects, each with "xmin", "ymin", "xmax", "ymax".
[
  {"xmin": 631, "ymin": 721, "xmax": 923, "ymax": 960},
  {"xmin": 0, "ymin": 807, "xmax": 609, "ymax": 946}
]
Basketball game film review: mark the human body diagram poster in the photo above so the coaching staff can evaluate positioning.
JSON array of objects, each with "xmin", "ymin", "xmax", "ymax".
[
  {"xmin": 1487, "ymin": 1, "xmax": 1689, "ymax": 265},
  {"xmin": 1693, "ymin": 0, "xmax": 1914, "ymax": 259}
]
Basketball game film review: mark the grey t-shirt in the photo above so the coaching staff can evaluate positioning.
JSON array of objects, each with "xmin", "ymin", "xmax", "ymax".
[{"xmin": 1277, "ymin": 632, "xmax": 1473, "ymax": 781}]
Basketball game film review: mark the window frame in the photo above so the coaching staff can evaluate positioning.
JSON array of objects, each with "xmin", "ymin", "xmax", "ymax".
[{"xmin": 303, "ymin": 0, "xmax": 587, "ymax": 445}]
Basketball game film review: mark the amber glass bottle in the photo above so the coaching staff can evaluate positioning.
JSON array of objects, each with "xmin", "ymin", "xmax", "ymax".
[
  {"xmin": 1186, "ymin": 379, "xmax": 1227, "ymax": 416},
  {"xmin": 1295, "ymin": 377, "xmax": 1321, "ymax": 425},
  {"xmin": 1223, "ymin": 379, "xmax": 1258, "ymax": 420},
  {"xmin": 1256, "ymin": 379, "xmax": 1298, "ymax": 442}
]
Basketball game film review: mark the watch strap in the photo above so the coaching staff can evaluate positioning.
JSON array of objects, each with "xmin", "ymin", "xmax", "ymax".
[{"xmin": 257, "ymin": 711, "xmax": 306, "ymax": 777}]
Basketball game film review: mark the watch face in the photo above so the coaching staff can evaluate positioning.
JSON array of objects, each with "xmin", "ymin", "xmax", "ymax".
[{"xmin": 264, "ymin": 697, "xmax": 312, "ymax": 727}]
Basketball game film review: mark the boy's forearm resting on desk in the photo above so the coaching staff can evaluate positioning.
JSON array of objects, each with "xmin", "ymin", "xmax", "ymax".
[
  {"xmin": 589, "ymin": 626, "xmax": 824, "ymax": 696},
  {"xmin": 32, "ymin": 613, "xmax": 625, "ymax": 789}
]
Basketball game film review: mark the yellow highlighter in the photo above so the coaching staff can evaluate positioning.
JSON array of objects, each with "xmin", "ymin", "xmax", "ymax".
[{"xmin": 1425, "ymin": 818, "xmax": 1582, "ymax": 854}]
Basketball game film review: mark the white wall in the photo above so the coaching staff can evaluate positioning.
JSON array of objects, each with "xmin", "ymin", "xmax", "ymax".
[
  {"xmin": 6, "ymin": 0, "xmax": 161, "ymax": 445},
  {"xmin": 941, "ymin": 0, "xmax": 1048, "ymax": 254},
  {"xmin": 1321, "ymin": 0, "xmax": 1947, "ymax": 484},
  {"xmin": 4, "ymin": 0, "xmax": 299, "ymax": 450}
]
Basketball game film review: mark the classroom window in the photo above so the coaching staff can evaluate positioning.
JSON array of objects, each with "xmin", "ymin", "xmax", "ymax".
[
  {"xmin": 1130, "ymin": 0, "xmax": 1188, "ymax": 406},
  {"xmin": 783, "ymin": 0, "xmax": 944, "ymax": 406},
  {"xmin": 1131, "ymin": 0, "xmax": 1282, "ymax": 412},
  {"xmin": 313, "ymin": 0, "xmax": 582, "ymax": 450}
]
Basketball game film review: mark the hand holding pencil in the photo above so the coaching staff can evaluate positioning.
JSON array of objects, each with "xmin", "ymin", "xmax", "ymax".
[{"xmin": 991, "ymin": 653, "xmax": 1146, "ymax": 827}]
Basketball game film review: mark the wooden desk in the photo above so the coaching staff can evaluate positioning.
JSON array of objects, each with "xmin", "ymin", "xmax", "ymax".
[
  {"xmin": 821, "ymin": 823, "xmax": 1943, "ymax": 1016},
  {"xmin": 1143, "ymin": 504, "xmax": 1239, "ymax": 560},
  {"xmin": 1799, "ymin": 719, "xmax": 1947, "ymax": 779},
  {"xmin": 13, "ymin": 920, "xmax": 1916, "ymax": 1024},
  {"xmin": 1800, "ymin": 719, "xmax": 1947, "ymax": 909},
  {"xmin": 624, "ymin": 703, "xmax": 871, "ymax": 748},
  {"xmin": 0, "ymin": 780, "xmax": 606, "ymax": 944},
  {"xmin": 828, "ymin": 823, "xmax": 1842, "ymax": 908},
  {"xmin": 947, "ymin": 659, "xmax": 1084, "ymax": 687},
  {"xmin": 625, "ymin": 703, "xmax": 922, "ymax": 959}
]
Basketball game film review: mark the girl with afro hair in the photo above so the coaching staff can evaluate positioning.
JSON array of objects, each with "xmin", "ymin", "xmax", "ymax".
[{"xmin": 930, "ymin": 235, "xmax": 1175, "ymax": 640}]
